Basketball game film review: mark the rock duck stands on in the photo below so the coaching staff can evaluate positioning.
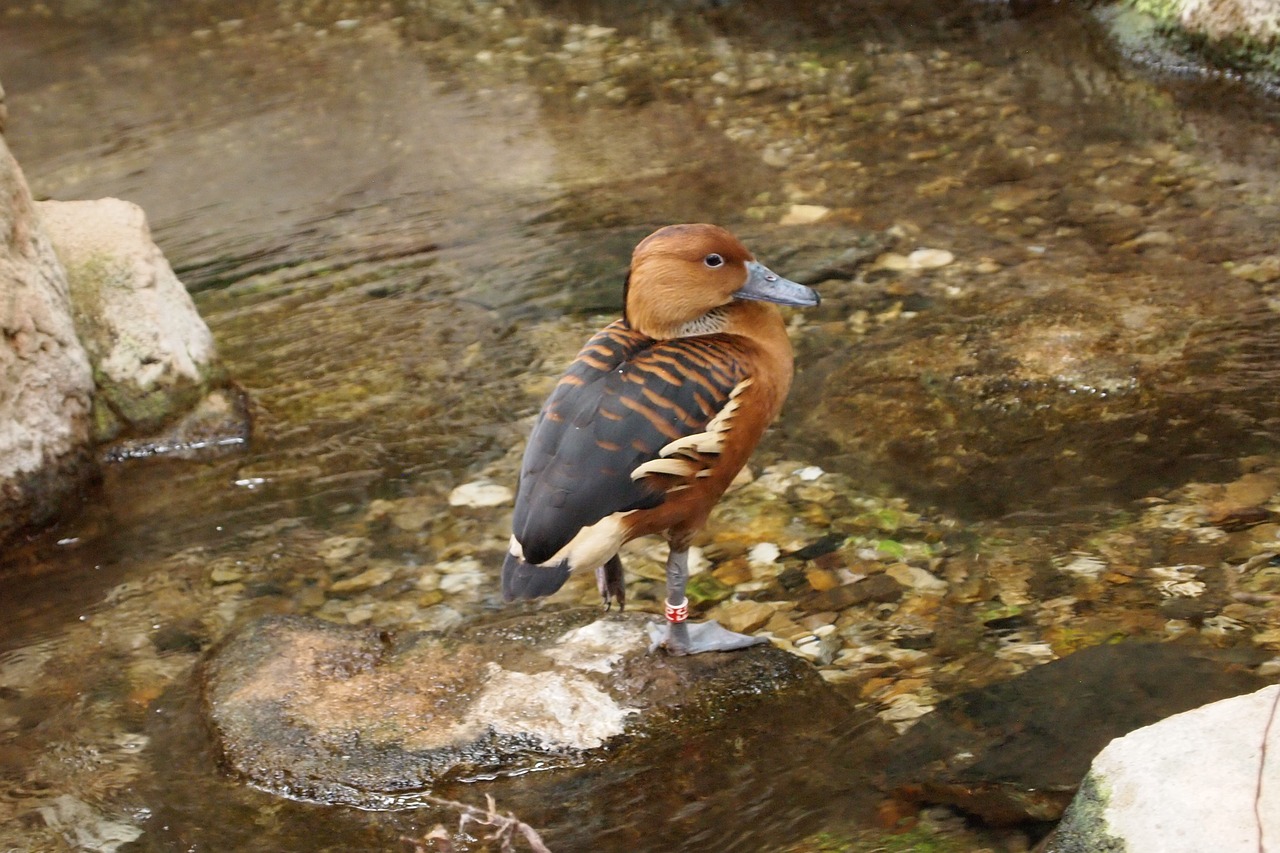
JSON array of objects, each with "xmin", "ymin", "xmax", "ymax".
[{"xmin": 502, "ymin": 223, "xmax": 819, "ymax": 654}]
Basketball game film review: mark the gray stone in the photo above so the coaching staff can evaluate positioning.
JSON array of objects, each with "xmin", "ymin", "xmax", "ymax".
[
  {"xmin": 36, "ymin": 198, "xmax": 227, "ymax": 440},
  {"xmin": 1046, "ymin": 684, "xmax": 1280, "ymax": 853},
  {"xmin": 202, "ymin": 609, "xmax": 834, "ymax": 806}
]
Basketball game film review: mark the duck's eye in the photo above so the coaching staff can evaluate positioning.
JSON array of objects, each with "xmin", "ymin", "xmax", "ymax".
[{"xmin": 703, "ymin": 253, "xmax": 724, "ymax": 268}]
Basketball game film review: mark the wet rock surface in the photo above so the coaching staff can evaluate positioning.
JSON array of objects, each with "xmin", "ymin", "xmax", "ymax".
[
  {"xmin": 880, "ymin": 641, "xmax": 1269, "ymax": 825},
  {"xmin": 204, "ymin": 609, "xmax": 829, "ymax": 805}
]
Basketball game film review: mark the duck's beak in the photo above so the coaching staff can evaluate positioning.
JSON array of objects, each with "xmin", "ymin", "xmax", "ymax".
[{"xmin": 734, "ymin": 261, "xmax": 820, "ymax": 307}]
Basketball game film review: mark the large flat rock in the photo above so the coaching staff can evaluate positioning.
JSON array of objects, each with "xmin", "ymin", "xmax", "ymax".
[{"xmin": 202, "ymin": 610, "xmax": 841, "ymax": 807}]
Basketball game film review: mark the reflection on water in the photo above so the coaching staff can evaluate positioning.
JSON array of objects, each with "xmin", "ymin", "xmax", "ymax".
[{"xmin": 2, "ymin": 1, "xmax": 1280, "ymax": 850}]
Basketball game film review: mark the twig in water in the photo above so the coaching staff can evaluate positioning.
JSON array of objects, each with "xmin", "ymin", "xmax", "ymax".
[{"xmin": 401, "ymin": 793, "xmax": 552, "ymax": 853}]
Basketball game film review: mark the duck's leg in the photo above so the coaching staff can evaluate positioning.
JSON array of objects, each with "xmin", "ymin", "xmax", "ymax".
[
  {"xmin": 596, "ymin": 554, "xmax": 626, "ymax": 611},
  {"xmin": 652, "ymin": 547, "xmax": 766, "ymax": 655}
]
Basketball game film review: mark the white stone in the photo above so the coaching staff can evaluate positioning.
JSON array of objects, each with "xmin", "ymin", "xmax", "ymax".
[
  {"xmin": 794, "ymin": 465, "xmax": 825, "ymax": 481},
  {"xmin": 875, "ymin": 248, "xmax": 955, "ymax": 271},
  {"xmin": 1049, "ymin": 685, "xmax": 1280, "ymax": 853},
  {"xmin": 1055, "ymin": 552, "xmax": 1107, "ymax": 578},
  {"xmin": 907, "ymin": 248, "xmax": 955, "ymax": 268},
  {"xmin": 779, "ymin": 204, "xmax": 830, "ymax": 225},
  {"xmin": 874, "ymin": 252, "xmax": 913, "ymax": 271},
  {"xmin": 886, "ymin": 563, "xmax": 948, "ymax": 594},
  {"xmin": 448, "ymin": 480, "xmax": 514, "ymax": 507},
  {"xmin": 748, "ymin": 542, "xmax": 781, "ymax": 565}
]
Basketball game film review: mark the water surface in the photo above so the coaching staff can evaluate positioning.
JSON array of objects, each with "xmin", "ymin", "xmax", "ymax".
[{"xmin": 2, "ymin": 2, "xmax": 1280, "ymax": 850}]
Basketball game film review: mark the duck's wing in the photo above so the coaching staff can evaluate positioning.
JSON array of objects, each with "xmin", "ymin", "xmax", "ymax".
[{"xmin": 511, "ymin": 321, "xmax": 748, "ymax": 566}]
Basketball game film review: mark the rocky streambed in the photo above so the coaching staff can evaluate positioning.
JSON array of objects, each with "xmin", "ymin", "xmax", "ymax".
[{"xmin": 3, "ymin": 1, "xmax": 1280, "ymax": 851}]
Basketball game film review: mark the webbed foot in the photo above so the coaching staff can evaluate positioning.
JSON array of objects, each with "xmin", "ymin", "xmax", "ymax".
[{"xmin": 646, "ymin": 619, "xmax": 768, "ymax": 655}]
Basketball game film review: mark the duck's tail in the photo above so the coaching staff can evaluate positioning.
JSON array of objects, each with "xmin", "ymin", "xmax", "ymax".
[{"xmin": 501, "ymin": 550, "xmax": 572, "ymax": 601}]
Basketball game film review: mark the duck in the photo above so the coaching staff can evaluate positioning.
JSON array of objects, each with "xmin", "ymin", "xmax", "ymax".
[{"xmin": 502, "ymin": 223, "xmax": 819, "ymax": 654}]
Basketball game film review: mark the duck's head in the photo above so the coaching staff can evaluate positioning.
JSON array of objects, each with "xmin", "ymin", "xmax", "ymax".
[{"xmin": 624, "ymin": 223, "xmax": 819, "ymax": 340}]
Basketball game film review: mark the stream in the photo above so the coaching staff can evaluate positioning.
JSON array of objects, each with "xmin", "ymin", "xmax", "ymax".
[{"xmin": 2, "ymin": 1, "xmax": 1280, "ymax": 851}]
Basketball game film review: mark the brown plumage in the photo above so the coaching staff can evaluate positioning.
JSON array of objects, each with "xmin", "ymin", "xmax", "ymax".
[{"xmin": 502, "ymin": 223, "xmax": 819, "ymax": 654}]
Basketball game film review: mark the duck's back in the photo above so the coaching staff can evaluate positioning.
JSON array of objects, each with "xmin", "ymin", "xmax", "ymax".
[{"xmin": 511, "ymin": 319, "xmax": 760, "ymax": 566}]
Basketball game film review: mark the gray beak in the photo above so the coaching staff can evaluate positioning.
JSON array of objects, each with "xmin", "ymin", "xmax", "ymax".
[{"xmin": 734, "ymin": 261, "xmax": 820, "ymax": 307}]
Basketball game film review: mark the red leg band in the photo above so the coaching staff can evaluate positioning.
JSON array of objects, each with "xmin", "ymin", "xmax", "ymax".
[{"xmin": 665, "ymin": 598, "xmax": 689, "ymax": 623}]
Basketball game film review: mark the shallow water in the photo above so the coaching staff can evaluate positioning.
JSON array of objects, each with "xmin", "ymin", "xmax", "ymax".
[{"xmin": 2, "ymin": 1, "xmax": 1280, "ymax": 851}]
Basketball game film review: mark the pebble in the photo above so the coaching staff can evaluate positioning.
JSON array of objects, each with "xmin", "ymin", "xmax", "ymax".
[
  {"xmin": 792, "ymin": 631, "xmax": 841, "ymax": 665},
  {"xmin": 448, "ymin": 480, "xmax": 514, "ymax": 508},
  {"xmin": 1229, "ymin": 257, "xmax": 1280, "ymax": 283},
  {"xmin": 329, "ymin": 565, "xmax": 396, "ymax": 593},
  {"xmin": 886, "ymin": 564, "xmax": 949, "ymax": 594},
  {"xmin": 318, "ymin": 536, "xmax": 372, "ymax": 567},
  {"xmin": 879, "ymin": 693, "xmax": 936, "ymax": 732},
  {"xmin": 1055, "ymin": 553, "xmax": 1107, "ymax": 578},
  {"xmin": 344, "ymin": 604, "xmax": 376, "ymax": 624},
  {"xmin": 874, "ymin": 248, "xmax": 955, "ymax": 271},
  {"xmin": 748, "ymin": 542, "xmax": 781, "ymax": 565},
  {"xmin": 209, "ymin": 563, "xmax": 246, "ymax": 584},
  {"xmin": 761, "ymin": 145, "xmax": 791, "ymax": 167},
  {"xmin": 390, "ymin": 498, "xmax": 435, "ymax": 531},
  {"xmin": 416, "ymin": 605, "xmax": 465, "ymax": 633},
  {"xmin": 779, "ymin": 204, "xmax": 829, "ymax": 225},
  {"xmin": 908, "ymin": 248, "xmax": 955, "ymax": 268},
  {"xmin": 437, "ymin": 558, "xmax": 486, "ymax": 593},
  {"xmin": 708, "ymin": 599, "xmax": 778, "ymax": 634},
  {"xmin": 1124, "ymin": 230, "xmax": 1176, "ymax": 249}
]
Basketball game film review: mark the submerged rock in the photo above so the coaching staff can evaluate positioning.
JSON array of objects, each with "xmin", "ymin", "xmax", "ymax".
[
  {"xmin": 1046, "ymin": 683, "xmax": 1280, "ymax": 853},
  {"xmin": 202, "ymin": 609, "xmax": 834, "ymax": 805},
  {"xmin": 881, "ymin": 642, "xmax": 1269, "ymax": 825},
  {"xmin": 789, "ymin": 267, "xmax": 1280, "ymax": 517}
]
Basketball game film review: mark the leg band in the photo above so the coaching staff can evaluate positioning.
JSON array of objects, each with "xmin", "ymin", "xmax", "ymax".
[{"xmin": 665, "ymin": 598, "xmax": 689, "ymax": 623}]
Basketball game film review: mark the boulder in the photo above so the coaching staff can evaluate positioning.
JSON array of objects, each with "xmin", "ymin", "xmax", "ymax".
[
  {"xmin": 1173, "ymin": 0, "xmax": 1280, "ymax": 43},
  {"xmin": 35, "ymin": 198, "xmax": 227, "ymax": 442},
  {"xmin": 1114, "ymin": 0, "xmax": 1280, "ymax": 84},
  {"xmin": 1045, "ymin": 683, "xmax": 1280, "ymax": 853},
  {"xmin": 0, "ymin": 134, "xmax": 95, "ymax": 541},
  {"xmin": 201, "ymin": 610, "xmax": 847, "ymax": 806}
]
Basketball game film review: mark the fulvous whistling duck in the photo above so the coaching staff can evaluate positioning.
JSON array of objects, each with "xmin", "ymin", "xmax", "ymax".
[{"xmin": 502, "ymin": 223, "xmax": 819, "ymax": 654}]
